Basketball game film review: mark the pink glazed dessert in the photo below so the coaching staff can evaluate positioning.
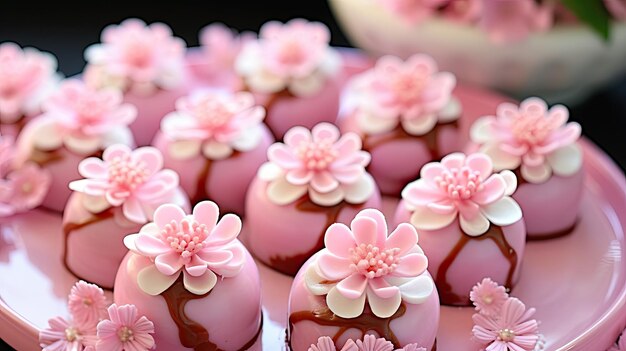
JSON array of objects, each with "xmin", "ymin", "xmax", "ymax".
[
  {"xmin": 15, "ymin": 79, "xmax": 136, "ymax": 212},
  {"xmin": 0, "ymin": 42, "xmax": 60, "ymax": 137},
  {"xmin": 288, "ymin": 209, "xmax": 439, "ymax": 351},
  {"xmin": 115, "ymin": 201, "xmax": 263, "ymax": 350},
  {"xmin": 339, "ymin": 54, "xmax": 462, "ymax": 196},
  {"xmin": 152, "ymin": 90, "xmax": 274, "ymax": 215},
  {"xmin": 470, "ymin": 97, "xmax": 584, "ymax": 239},
  {"xmin": 246, "ymin": 123, "xmax": 381, "ymax": 276},
  {"xmin": 63, "ymin": 144, "xmax": 189, "ymax": 289},
  {"xmin": 394, "ymin": 152, "xmax": 526, "ymax": 306},
  {"xmin": 234, "ymin": 19, "xmax": 342, "ymax": 140},
  {"xmin": 83, "ymin": 18, "xmax": 189, "ymax": 146}
]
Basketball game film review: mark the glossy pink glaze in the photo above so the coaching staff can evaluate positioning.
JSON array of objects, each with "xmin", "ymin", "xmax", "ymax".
[
  {"xmin": 514, "ymin": 169, "xmax": 585, "ymax": 238},
  {"xmin": 287, "ymin": 253, "xmax": 439, "ymax": 351},
  {"xmin": 394, "ymin": 205, "xmax": 526, "ymax": 306},
  {"xmin": 113, "ymin": 241, "xmax": 262, "ymax": 351},
  {"xmin": 244, "ymin": 177, "xmax": 381, "ymax": 276},
  {"xmin": 152, "ymin": 125, "xmax": 274, "ymax": 215},
  {"xmin": 62, "ymin": 189, "xmax": 189, "ymax": 289},
  {"xmin": 33, "ymin": 147, "xmax": 85, "ymax": 212},
  {"xmin": 255, "ymin": 77, "xmax": 341, "ymax": 140}
]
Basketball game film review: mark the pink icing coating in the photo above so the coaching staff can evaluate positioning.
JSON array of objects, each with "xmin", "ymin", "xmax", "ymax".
[{"xmin": 308, "ymin": 335, "xmax": 427, "ymax": 351}]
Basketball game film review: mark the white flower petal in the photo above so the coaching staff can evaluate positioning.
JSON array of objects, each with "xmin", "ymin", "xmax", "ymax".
[
  {"xmin": 366, "ymin": 287, "xmax": 402, "ymax": 318},
  {"xmin": 183, "ymin": 269, "xmax": 218, "ymax": 295},
  {"xmin": 202, "ymin": 140, "xmax": 233, "ymax": 160},
  {"xmin": 459, "ymin": 212, "xmax": 490, "ymax": 236},
  {"xmin": 480, "ymin": 197, "xmax": 523, "ymax": 227},
  {"xmin": 64, "ymin": 135, "xmax": 102, "ymax": 155},
  {"xmin": 82, "ymin": 194, "xmax": 111, "ymax": 213},
  {"xmin": 266, "ymin": 176, "xmax": 307, "ymax": 205},
  {"xmin": 258, "ymin": 162, "xmax": 283, "ymax": 181},
  {"xmin": 137, "ymin": 265, "xmax": 179, "ymax": 296},
  {"xmin": 343, "ymin": 174, "xmax": 376, "ymax": 204},
  {"xmin": 168, "ymin": 140, "xmax": 202, "ymax": 160},
  {"xmin": 326, "ymin": 286, "xmax": 366, "ymax": 319},
  {"xmin": 356, "ymin": 110, "xmax": 398, "ymax": 135},
  {"xmin": 231, "ymin": 126, "xmax": 263, "ymax": 152},
  {"xmin": 401, "ymin": 114, "xmax": 438, "ymax": 136},
  {"xmin": 470, "ymin": 117, "xmax": 495, "ymax": 144},
  {"xmin": 309, "ymin": 187, "xmax": 344, "ymax": 207},
  {"xmin": 521, "ymin": 162, "xmax": 551, "ymax": 184},
  {"xmin": 481, "ymin": 143, "xmax": 521, "ymax": 171},
  {"xmin": 437, "ymin": 97, "xmax": 462, "ymax": 123},
  {"xmin": 546, "ymin": 144, "xmax": 583, "ymax": 177},
  {"xmin": 289, "ymin": 72, "xmax": 326, "ymax": 97},
  {"xmin": 246, "ymin": 69, "xmax": 287, "ymax": 94},
  {"xmin": 398, "ymin": 275, "xmax": 435, "ymax": 304},
  {"xmin": 304, "ymin": 263, "xmax": 333, "ymax": 296},
  {"xmin": 31, "ymin": 119, "xmax": 63, "ymax": 151},
  {"xmin": 500, "ymin": 170, "xmax": 518, "ymax": 196},
  {"xmin": 409, "ymin": 205, "xmax": 457, "ymax": 231}
]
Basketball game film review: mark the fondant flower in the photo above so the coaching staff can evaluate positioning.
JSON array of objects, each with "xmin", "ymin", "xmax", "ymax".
[
  {"xmin": 309, "ymin": 335, "xmax": 426, "ymax": 351},
  {"xmin": 68, "ymin": 281, "xmax": 108, "ymax": 328},
  {"xmin": 0, "ymin": 42, "xmax": 59, "ymax": 124},
  {"xmin": 84, "ymin": 18, "xmax": 186, "ymax": 94},
  {"xmin": 39, "ymin": 316, "xmax": 97, "ymax": 351},
  {"xmin": 259, "ymin": 123, "xmax": 375, "ymax": 207},
  {"xmin": 606, "ymin": 0, "xmax": 626, "ymax": 20},
  {"xmin": 470, "ymin": 97, "xmax": 582, "ymax": 184},
  {"xmin": 402, "ymin": 152, "xmax": 522, "ymax": 236},
  {"xmin": 2, "ymin": 162, "xmax": 51, "ymax": 214},
  {"xmin": 472, "ymin": 297, "xmax": 539, "ymax": 351},
  {"xmin": 480, "ymin": 0, "xmax": 553, "ymax": 42},
  {"xmin": 348, "ymin": 54, "xmax": 458, "ymax": 136},
  {"xmin": 124, "ymin": 201, "xmax": 246, "ymax": 295},
  {"xmin": 306, "ymin": 209, "xmax": 433, "ymax": 319},
  {"xmin": 378, "ymin": 0, "xmax": 448, "ymax": 24},
  {"xmin": 33, "ymin": 79, "xmax": 136, "ymax": 155},
  {"xmin": 235, "ymin": 19, "xmax": 341, "ymax": 97},
  {"xmin": 470, "ymin": 277, "xmax": 509, "ymax": 318},
  {"xmin": 69, "ymin": 145, "xmax": 180, "ymax": 223},
  {"xmin": 160, "ymin": 90, "xmax": 265, "ymax": 160},
  {"xmin": 96, "ymin": 304, "xmax": 155, "ymax": 351}
]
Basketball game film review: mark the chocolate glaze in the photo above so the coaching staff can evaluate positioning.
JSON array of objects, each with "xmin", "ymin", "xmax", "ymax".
[
  {"xmin": 62, "ymin": 207, "xmax": 116, "ymax": 289},
  {"xmin": 160, "ymin": 275, "xmax": 262, "ymax": 351},
  {"xmin": 288, "ymin": 303, "xmax": 408, "ymax": 350},
  {"xmin": 268, "ymin": 196, "xmax": 360, "ymax": 276},
  {"xmin": 190, "ymin": 151, "xmax": 241, "ymax": 206},
  {"xmin": 435, "ymin": 225, "xmax": 517, "ymax": 305}
]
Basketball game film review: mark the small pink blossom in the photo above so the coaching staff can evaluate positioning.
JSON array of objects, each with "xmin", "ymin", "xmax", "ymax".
[
  {"xmin": 378, "ymin": 0, "xmax": 448, "ymax": 24},
  {"xmin": 4, "ymin": 162, "xmax": 51, "ymax": 213},
  {"xmin": 480, "ymin": 0, "xmax": 554, "ymax": 43},
  {"xmin": 235, "ymin": 19, "xmax": 341, "ymax": 96},
  {"xmin": 258, "ymin": 123, "xmax": 374, "ymax": 207},
  {"xmin": 470, "ymin": 277, "xmax": 509, "ymax": 318},
  {"xmin": 96, "ymin": 304, "xmax": 155, "ymax": 351},
  {"xmin": 606, "ymin": 0, "xmax": 626, "ymax": 20},
  {"xmin": 471, "ymin": 97, "xmax": 582, "ymax": 184},
  {"xmin": 39, "ymin": 316, "xmax": 97, "ymax": 351},
  {"xmin": 161, "ymin": 90, "xmax": 265, "ymax": 160},
  {"xmin": 472, "ymin": 297, "xmax": 539, "ymax": 351},
  {"xmin": 348, "ymin": 54, "xmax": 458, "ymax": 136},
  {"xmin": 69, "ymin": 144, "xmax": 180, "ymax": 223},
  {"xmin": 306, "ymin": 209, "xmax": 433, "ymax": 319},
  {"xmin": 309, "ymin": 335, "xmax": 426, "ymax": 351},
  {"xmin": 68, "ymin": 281, "xmax": 108, "ymax": 328},
  {"xmin": 0, "ymin": 42, "xmax": 58, "ymax": 124},
  {"xmin": 124, "ymin": 201, "xmax": 246, "ymax": 295},
  {"xmin": 401, "ymin": 152, "xmax": 521, "ymax": 236},
  {"xmin": 84, "ymin": 18, "xmax": 186, "ymax": 94}
]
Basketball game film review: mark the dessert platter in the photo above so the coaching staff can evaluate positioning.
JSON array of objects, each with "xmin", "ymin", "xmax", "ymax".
[{"xmin": 0, "ymin": 17, "xmax": 625, "ymax": 351}]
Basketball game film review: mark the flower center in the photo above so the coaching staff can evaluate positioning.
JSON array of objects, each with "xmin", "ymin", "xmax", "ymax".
[
  {"xmin": 277, "ymin": 39, "xmax": 307, "ymax": 65},
  {"xmin": 391, "ymin": 74, "xmax": 426, "ymax": 107},
  {"xmin": 107, "ymin": 155, "xmax": 149, "ymax": 191},
  {"xmin": 296, "ymin": 140, "xmax": 338, "ymax": 171},
  {"xmin": 21, "ymin": 182, "xmax": 33, "ymax": 194},
  {"xmin": 498, "ymin": 328, "xmax": 516, "ymax": 342},
  {"xmin": 349, "ymin": 243, "xmax": 400, "ymax": 279},
  {"xmin": 511, "ymin": 111, "xmax": 558, "ymax": 146},
  {"xmin": 435, "ymin": 167, "xmax": 484, "ymax": 201},
  {"xmin": 160, "ymin": 218, "xmax": 210, "ymax": 259},
  {"xmin": 117, "ymin": 326, "xmax": 134, "ymax": 342},
  {"xmin": 82, "ymin": 297, "xmax": 92, "ymax": 306},
  {"xmin": 75, "ymin": 95, "xmax": 109, "ymax": 123},
  {"xmin": 482, "ymin": 294, "xmax": 493, "ymax": 305},
  {"xmin": 125, "ymin": 41, "xmax": 153, "ymax": 69},
  {"xmin": 65, "ymin": 327, "xmax": 78, "ymax": 342},
  {"xmin": 192, "ymin": 98, "xmax": 233, "ymax": 130}
]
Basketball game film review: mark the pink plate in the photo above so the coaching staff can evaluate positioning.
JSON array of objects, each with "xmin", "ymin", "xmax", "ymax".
[{"xmin": 1, "ymin": 50, "xmax": 626, "ymax": 351}]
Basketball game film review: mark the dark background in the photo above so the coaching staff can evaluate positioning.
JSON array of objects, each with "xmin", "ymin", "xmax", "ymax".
[{"xmin": 1, "ymin": 1, "xmax": 626, "ymax": 350}]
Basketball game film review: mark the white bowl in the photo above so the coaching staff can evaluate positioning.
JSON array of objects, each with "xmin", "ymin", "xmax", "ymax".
[{"xmin": 329, "ymin": 0, "xmax": 626, "ymax": 104}]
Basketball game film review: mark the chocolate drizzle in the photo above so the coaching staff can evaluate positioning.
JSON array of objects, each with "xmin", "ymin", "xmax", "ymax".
[
  {"xmin": 435, "ymin": 225, "xmax": 517, "ymax": 305},
  {"xmin": 62, "ymin": 207, "xmax": 116, "ymax": 288},
  {"xmin": 288, "ymin": 303, "xmax": 407, "ymax": 349},
  {"xmin": 160, "ymin": 275, "xmax": 262, "ymax": 351},
  {"xmin": 190, "ymin": 151, "xmax": 241, "ymax": 206},
  {"xmin": 269, "ymin": 196, "xmax": 360, "ymax": 276}
]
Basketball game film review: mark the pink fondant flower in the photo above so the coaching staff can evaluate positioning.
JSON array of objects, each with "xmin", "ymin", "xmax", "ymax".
[
  {"xmin": 472, "ymin": 297, "xmax": 539, "ymax": 351},
  {"xmin": 68, "ymin": 281, "xmax": 108, "ymax": 328},
  {"xmin": 96, "ymin": 304, "xmax": 155, "ymax": 351},
  {"xmin": 84, "ymin": 18, "xmax": 186, "ymax": 94},
  {"xmin": 470, "ymin": 277, "xmax": 509, "ymax": 318},
  {"xmin": 235, "ymin": 19, "xmax": 341, "ymax": 96},
  {"xmin": 606, "ymin": 0, "xmax": 626, "ymax": 20},
  {"xmin": 480, "ymin": 0, "xmax": 554, "ymax": 43},
  {"xmin": 259, "ymin": 123, "xmax": 375, "ymax": 207},
  {"xmin": 160, "ymin": 90, "xmax": 265, "ymax": 160},
  {"xmin": 309, "ymin": 335, "xmax": 427, "ymax": 351},
  {"xmin": 0, "ymin": 42, "xmax": 59, "ymax": 124},
  {"xmin": 3, "ymin": 162, "xmax": 51, "ymax": 213},
  {"xmin": 34, "ymin": 79, "xmax": 136, "ymax": 155},
  {"xmin": 401, "ymin": 152, "xmax": 521, "ymax": 236},
  {"xmin": 39, "ymin": 316, "xmax": 97, "ymax": 351},
  {"xmin": 69, "ymin": 145, "xmax": 180, "ymax": 223},
  {"xmin": 306, "ymin": 209, "xmax": 433, "ymax": 319},
  {"xmin": 378, "ymin": 0, "xmax": 448, "ymax": 24},
  {"xmin": 471, "ymin": 97, "xmax": 582, "ymax": 184},
  {"xmin": 348, "ymin": 54, "xmax": 458, "ymax": 136},
  {"xmin": 124, "ymin": 201, "xmax": 246, "ymax": 295}
]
